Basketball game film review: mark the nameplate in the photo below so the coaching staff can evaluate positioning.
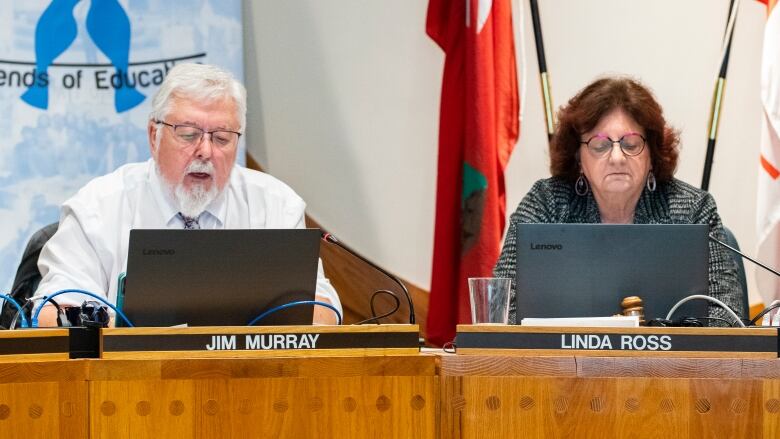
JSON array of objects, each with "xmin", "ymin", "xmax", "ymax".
[
  {"xmin": 455, "ymin": 325, "xmax": 779, "ymax": 358},
  {"xmin": 0, "ymin": 329, "xmax": 71, "ymax": 361},
  {"xmin": 101, "ymin": 325, "xmax": 420, "ymax": 359}
]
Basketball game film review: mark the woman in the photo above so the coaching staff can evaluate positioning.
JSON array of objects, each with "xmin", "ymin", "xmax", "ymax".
[{"xmin": 494, "ymin": 77, "xmax": 744, "ymax": 325}]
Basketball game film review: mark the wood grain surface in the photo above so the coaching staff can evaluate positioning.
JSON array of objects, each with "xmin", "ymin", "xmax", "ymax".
[
  {"xmin": 89, "ymin": 355, "xmax": 438, "ymax": 438},
  {"xmin": 4, "ymin": 330, "xmax": 780, "ymax": 438},
  {"xmin": 440, "ymin": 354, "xmax": 780, "ymax": 439},
  {"xmin": 0, "ymin": 360, "xmax": 88, "ymax": 439}
]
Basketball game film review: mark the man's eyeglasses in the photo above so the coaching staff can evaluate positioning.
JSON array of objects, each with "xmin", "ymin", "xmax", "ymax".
[
  {"xmin": 156, "ymin": 120, "xmax": 241, "ymax": 149},
  {"xmin": 580, "ymin": 132, "xmax": 646, "ymax": 158}
]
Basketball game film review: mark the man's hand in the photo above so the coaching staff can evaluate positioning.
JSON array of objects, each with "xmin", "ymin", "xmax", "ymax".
[
  {"xmin": 35, "ymin": 304, "xmax": 62, "ymax": 327},
  {"xmin": 313, "ymin": 294, "xmax": 338, "ymax": 325}
]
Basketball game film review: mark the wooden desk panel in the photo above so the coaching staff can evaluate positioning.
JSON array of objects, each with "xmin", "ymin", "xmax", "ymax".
[
  {"xmin": 88, "ymin": 355, "xmax": 438, "ymax": 439},
  {"xmin": 440, "ymin": 355, "xmax": 780, "ymax": 439},
  {"xmin": 0, "ymin": 361, "xmax": 88, "ymax": 439}
]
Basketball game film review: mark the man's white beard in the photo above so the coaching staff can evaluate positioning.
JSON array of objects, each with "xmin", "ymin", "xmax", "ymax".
[{"xmin": 159, "ymin": 160, "xmax": 219, "ymax": 218}]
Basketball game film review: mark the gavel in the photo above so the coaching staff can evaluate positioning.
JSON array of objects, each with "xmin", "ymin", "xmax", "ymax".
[{"xmin": 620, "ymin": 296, "xmax": 645, "ymax": 325}]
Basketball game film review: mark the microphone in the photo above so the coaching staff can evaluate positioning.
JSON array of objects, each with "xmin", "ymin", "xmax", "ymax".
[
  {"xmin": 709, "ymin": 234, "xmax": 780, "ymax": 327},
  {"xmin": 709, "ymin": 234, "xmax": 780, "ymax": 278},
  {"xmin": 320, "ymin": 231, "xmax": 416, "ymax": 324}
]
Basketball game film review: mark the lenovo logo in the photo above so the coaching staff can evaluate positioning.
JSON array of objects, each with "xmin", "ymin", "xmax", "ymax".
[
  {"xmin": 530, "ymin": 243, "xmax": 563, "ymax": 250},
  {"xmin": 142, "ymin": 248, "xmax": 176, "ymax": 256}
]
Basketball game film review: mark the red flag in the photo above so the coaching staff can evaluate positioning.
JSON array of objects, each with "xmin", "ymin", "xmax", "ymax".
[
  {"xmin": 426, "ymin": 0, "xmax": 519, "ymax": 345},
  {"xmin": 756, "ymin": 0, "xmax": 780, "ymax": 303}
]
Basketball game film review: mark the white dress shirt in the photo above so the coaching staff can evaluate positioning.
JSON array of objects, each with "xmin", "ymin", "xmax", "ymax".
[{"xmin": 33, "ymin": 159, "xmax": 342, "ymax": 317}]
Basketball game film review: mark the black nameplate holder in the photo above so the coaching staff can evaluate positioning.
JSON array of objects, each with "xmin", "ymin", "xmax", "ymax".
[
  {"xmin": 0, "ymin": 328, "xmax": 100, "ymax": 360},
  {"xmin": 455, "ymin": 325, "xmax": 779, "ymax": 358},
  {"xmin": 101, "ymin": 325, "xmax": 421, "ymax": 358}
]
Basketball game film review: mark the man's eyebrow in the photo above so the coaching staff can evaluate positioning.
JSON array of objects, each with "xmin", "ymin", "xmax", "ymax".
[{"xmin": 173, "ymin": 120, "xmax": 237, "ymax": 131}]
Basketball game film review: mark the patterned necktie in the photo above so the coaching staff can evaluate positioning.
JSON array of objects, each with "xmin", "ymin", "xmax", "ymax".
[{"xmin": 178, "ymin": 213, "xmax": 200, "ymax": 230}]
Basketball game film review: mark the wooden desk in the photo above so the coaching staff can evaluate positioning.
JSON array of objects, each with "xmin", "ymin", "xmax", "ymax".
[
  {"xmin": 439, "ymin": 354, "xmax": 780, "ymax": 439},
  {"xmin": 0, "ymin": 355, "xmax": 436, "ymax": 439},
  {"xmin": 2, "ymin": 332, "xmax": 780, "ymax": 438}
]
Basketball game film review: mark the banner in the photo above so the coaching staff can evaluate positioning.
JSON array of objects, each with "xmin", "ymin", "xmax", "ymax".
[
  {"xmin": 0, "ymin": 0, "xmax": 244, "ymax": 291},
  {"xmin": 426, "ymin": 0, "xmax": 519, "ymax": 345},
  {"xmin": 757, "ymin": 0, "xmax": 780, "ymax": 303}
]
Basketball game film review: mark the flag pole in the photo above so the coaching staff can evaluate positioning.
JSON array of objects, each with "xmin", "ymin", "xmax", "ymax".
[
  {"xmin": 529, "ymin": 0, "xmax": 554, "ymax": 142},
  {"xmin": 701, "ymin": 0, "xmax": 741, "ymax": 191}
]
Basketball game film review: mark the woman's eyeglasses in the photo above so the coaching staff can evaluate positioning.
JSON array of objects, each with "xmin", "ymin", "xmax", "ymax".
[{"xmin": 580, "ymin": 132, "xmax": 646, "ymax": 158}]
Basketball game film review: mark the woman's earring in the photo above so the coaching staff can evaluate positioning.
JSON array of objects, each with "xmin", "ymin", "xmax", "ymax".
[
  {"xmin": 646, "ymin": 171, "xmax": 657, "ymax": 192},
  {"xmin": 575, "ymin": 173, "xmax": 589, "ymax": 196}
]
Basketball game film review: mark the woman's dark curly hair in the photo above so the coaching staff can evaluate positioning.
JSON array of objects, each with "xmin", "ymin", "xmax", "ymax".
[{"xmin": 550, "ymin": 77, "xmax": 679, "ymax": 183}]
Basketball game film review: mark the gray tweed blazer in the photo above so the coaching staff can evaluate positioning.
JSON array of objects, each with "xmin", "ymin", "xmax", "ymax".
[{"xmin": 493, "ymin": 177, "xmax": 744, "ymax": 325}]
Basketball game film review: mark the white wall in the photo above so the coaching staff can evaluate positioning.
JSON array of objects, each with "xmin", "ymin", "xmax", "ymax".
[{"xmin": 244, "ymin": 0, "xmax": 767, "ymax": 304}]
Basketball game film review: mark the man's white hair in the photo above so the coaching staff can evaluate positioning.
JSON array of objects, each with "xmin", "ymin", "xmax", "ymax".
[{"xmin": 149, "ymin": 63, "xmax": 247, "ymax": 133}]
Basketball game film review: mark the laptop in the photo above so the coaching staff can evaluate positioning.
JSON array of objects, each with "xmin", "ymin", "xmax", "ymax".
[
  {"xmin": 122, "ymin": 229, "xmax": 321, "ymax": 326},
  {"xmin": 513, "ymin": 224, "xmax": 709, "ymax": 322}
]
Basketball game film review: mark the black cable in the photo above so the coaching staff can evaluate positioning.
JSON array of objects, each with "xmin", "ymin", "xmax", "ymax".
[
  {"xmin": 369, "ymin": 289, "xmax": 398, "ymax": 320},
  {"xmin": 442, "ymin": 341, "xmax": 457, "ymax": 353},
  {"xmin": 321, "ymin": 232, "xmax": 415, "ymax": 324},
  {"xmin": 749, "ymin": 302, "xmax": 780, "ymax": 326},
  {"xmin": 677, "ymin": 317, "xmax": 705, "ymax": 327},
  {"xmin": 48, "ymin": 298, "xmax": 66, "ymax": 326},
  {"xmin": 354, "ymin": 289, "xmax": 401, "ymax": 325},
  {"xmin": 687, "ymin": 316, "xmax": 734, "ymax": 327},
  {"xmin": 647, "ymin": 315, "xmax": 734, "ymax": 327}
]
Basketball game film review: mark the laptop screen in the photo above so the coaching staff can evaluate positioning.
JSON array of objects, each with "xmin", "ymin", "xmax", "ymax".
[
  {"xmin": 513, "ymin": 224, "xmax": 709, "ymax": 322},
  {"xmin": 123, "ymin": 229, "xmax": 320, "ymax": 327}
]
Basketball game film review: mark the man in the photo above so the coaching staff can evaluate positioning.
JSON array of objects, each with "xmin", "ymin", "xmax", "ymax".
[{"xmin": 32, "ymin": 63, "xmax": 341, "ymax": 326}]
